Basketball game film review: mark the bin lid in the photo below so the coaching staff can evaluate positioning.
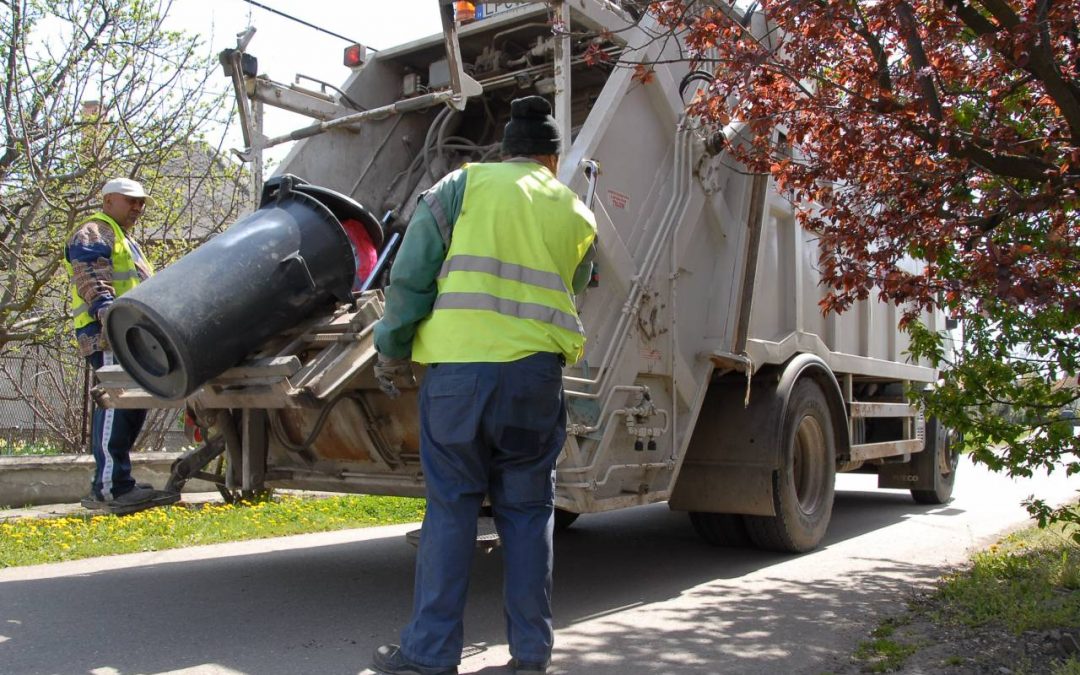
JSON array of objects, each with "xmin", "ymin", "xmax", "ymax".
[{"xmin": 291, "ymin": 184, "xmax": 384, "ymax": 250}]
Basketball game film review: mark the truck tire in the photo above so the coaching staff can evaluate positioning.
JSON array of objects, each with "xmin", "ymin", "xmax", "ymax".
[
  {"xmin": 745, "ymin": 378, "xmax": 836, "ymax": 553},
  {"xmin": 911, "ymin": 418, "xmax": 960, "ymax": 504},
  {"xmin": 554, "ymin": 508, "xmax": 580, "ymax": 530},
  {"xmin": 688, "ymin": 512, "xmax": 752, "ymax": 547}
]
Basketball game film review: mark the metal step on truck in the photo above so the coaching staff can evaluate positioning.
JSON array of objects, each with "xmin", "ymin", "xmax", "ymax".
[{"xmin": 96, "ymin": 0, "xmax": 959, "ymax": 553}]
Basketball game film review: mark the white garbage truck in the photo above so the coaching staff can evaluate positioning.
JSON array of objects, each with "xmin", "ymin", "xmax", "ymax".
[{"xmin": 97, "ymin": 0, "xmax": 958, "ymax": 553}]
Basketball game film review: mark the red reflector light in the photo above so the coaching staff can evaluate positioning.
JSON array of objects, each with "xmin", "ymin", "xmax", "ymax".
[
  {"xmin": 343, "ymin": 43, "xmax": 366, "ymax": 68},
  {"xmin": 455, "ymin": 1, "xmax": 476, "ymax": 23}
]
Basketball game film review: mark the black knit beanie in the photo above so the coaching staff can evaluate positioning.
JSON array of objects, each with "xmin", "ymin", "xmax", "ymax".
[{"xmin": 501, "ymin": 96, "xmax": 561, "ymax": 156}]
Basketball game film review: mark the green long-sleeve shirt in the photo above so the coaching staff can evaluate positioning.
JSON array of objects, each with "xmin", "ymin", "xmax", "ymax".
[{"xmin": 373, "ymin": 161, "xmax": 595, "ymax": 360}]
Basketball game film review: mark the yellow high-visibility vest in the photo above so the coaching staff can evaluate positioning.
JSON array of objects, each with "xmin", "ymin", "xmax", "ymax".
[
  {"xmin": 63, "ymin": 212, "xmax": 151, "ymax": 329},
  {"xmin": 411, "ymin": 162, "xmax": 596, "ymax": 364}
]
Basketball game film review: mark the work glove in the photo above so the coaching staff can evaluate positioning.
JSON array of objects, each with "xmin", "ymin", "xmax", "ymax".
[{"xmin": 373, "ymin": 353, "xmax": 414, "ymax": 399}]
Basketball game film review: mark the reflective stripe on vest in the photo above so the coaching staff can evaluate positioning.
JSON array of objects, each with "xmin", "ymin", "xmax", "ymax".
[
  {"xmin": 411, "ymin": 162, "xmax": 597, "ymax": 364},
  {"xmin": 433, "ymin": 291, "xmax": 584, "ymax": 335},
  {"xmin": 439, "ymin": 254, "xmax": 570, "ymax": 293},
  {"xmin": 423, "ymin": 191, "xmax": 453, "ymax": 248},
  {"xmin": 63, "ymin": 212, "xmax": 148, "ymax": 329}
]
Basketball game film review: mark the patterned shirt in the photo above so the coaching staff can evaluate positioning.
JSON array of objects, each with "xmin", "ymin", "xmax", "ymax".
[{"xmin": 66, "ymin": 219, "xmax": 152, "ymax": 356}]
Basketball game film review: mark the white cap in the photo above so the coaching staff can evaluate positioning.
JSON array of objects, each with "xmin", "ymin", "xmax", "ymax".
[{"xmin": 101, "ymin": 177, "xmax": 150, "ymax": 201}]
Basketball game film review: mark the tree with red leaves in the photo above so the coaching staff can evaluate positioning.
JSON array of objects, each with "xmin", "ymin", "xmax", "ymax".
[{"xmin": 645, "ymin": 0, "xmax": 1079, "ymax": 526}]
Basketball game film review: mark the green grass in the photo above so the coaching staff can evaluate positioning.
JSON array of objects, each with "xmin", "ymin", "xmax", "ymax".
[
  {"xmin": 853, "ymin": 618, "xmax": 917, "ymax": 673},
  {"xmin": 0, "ymin": 494, "xmax": 425, "ymax": 567},
  {"xmin": 1054, "ymin": 657, "xmax": 1080, "ymax": 675},
  {"xmin": 850, "ymin": 509, "xmax": 1080, "ymax": 673},
  {"xmin": 934, "ymin": 524, "xmax": 1080, "ymax": 633},
  {"xmin": 853, "ymin": 638, "xmax": 916, "ymax": 673}
]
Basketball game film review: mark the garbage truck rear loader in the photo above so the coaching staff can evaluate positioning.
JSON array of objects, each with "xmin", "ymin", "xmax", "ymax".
[{"xmin": 97, "ymin": 1, "xmax": 958, "ymax": 553}]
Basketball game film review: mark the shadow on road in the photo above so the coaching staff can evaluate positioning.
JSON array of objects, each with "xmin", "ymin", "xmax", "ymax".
[
  {"xmin": 0, "ymin": 484, "xmax": 962, "ymax": 674},
  {"xmin": 544, "ymin": 487, "xmax": 956, "ymax": 673}
]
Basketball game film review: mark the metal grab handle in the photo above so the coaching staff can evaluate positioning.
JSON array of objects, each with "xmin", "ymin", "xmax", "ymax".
[
  {"xmin": 581, "ymin": 159, "xmax": 600, "ymax": 210},
  {"xmin": 580, "ymin": 159, "xmax": 601, "ymax": 288},
  {"xmin": 360, "ymin": 232, "xmax": 402, "ymax": 292}
]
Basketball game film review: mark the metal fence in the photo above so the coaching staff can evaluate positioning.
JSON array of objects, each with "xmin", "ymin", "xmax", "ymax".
[{"xmin": 0, "ymin": 345, "xmax": 186, "ymax": 454}]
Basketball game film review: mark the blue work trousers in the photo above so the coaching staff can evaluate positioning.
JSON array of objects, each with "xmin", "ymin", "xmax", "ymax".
[
  {"xmin": 88, "ymin": 351, "xmax": 146, "ymax": 500},
  {"xmin": 401, "ymin": 352, "xmax": 567, "ymax": 668}
]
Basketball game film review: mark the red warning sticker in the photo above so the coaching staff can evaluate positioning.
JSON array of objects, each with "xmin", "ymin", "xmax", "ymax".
[{"xmin": 607, "ymin": 190, "xmax": 630, "ymax": 210}]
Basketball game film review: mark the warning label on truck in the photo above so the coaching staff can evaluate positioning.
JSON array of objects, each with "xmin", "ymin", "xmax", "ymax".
[{"xmin": 608, "ymin": 190, "xmax": 630, "ymax": 210}]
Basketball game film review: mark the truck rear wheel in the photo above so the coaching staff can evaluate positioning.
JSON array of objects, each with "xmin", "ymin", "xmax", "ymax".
[
  {"xmin": 745, "ymin": 378, "xmax": 836, "ymax": 553},
  {"xmin": 688, "ymin": 512, "xmax": 751, "ymax": 547},
  {"xmin": 911, "ymin": 418, "xmax": 960, "ymax": 504}
]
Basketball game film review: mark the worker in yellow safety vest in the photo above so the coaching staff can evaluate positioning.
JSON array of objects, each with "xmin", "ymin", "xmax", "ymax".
[
  {"xmin": 371, "ymin": 96, "xmax": 597, "ymax": 675},
  {"xmin": 64, "ymin": 177, "xmax": 180, "ymax": 515}
]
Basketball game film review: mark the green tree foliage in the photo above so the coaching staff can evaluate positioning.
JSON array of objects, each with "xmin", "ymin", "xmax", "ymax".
[
  {"xmin": 0, "ymin": 0, "xmax": 250, "ymax": 451},
  {"xmin": 642, "ymin": 1, "xmax": 1079, "ymax": 525}
]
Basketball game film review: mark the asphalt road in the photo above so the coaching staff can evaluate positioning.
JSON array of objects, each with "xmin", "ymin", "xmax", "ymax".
[{"xmin": 0, "ymin": 456, "xmax": 1075, "ymax": 675}]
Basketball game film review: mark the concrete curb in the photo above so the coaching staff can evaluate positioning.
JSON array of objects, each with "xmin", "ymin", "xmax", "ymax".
[
  {"xmin": 0, "ymin": 491, "xmax": 229, "ymax": 522},
  {"xmin": 0, "ymin": 452, "xmax": 217, "ymax": 508}
]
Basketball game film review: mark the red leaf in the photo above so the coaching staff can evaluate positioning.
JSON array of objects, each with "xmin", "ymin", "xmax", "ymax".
[{"xmin": 632, "ymin": 64, "xmax": 655, "ymax": 85}]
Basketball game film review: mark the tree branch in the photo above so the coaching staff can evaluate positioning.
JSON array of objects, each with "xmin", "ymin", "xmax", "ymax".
[
  {"xmin": 0, "ymin": 0, "xmax": 23, "ymax": 174},
  {"xmin": 969, "ymin": 0, "xmax": 1080, "ymax": 143},
  {"xmin": 975, "ymin": 0, "xmax": 1020, "ymax": 28},
  {"xmin": 850, "ymin": 1, "xmax": 893, "ymax": 92},
  {"xmin": 949, "ymin": 0, "xmax": 1000, "ymax": 36},
  {"xmin": 1029, "ymin": 0, "xmax": 1080, "ymax": 144},
  {"xmin": 896, "ymin": 1, "xmax": 943, "ymax": 121}
]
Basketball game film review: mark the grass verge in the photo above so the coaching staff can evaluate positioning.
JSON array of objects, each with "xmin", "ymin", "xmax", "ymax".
[
  {"xmin": 849, "ymin": 509, "xmax": 1080, "ymax": 673},
  {"xmin": 0, "ymin": 494, "xmax": 425, "ymax": 568},
  {"xmin": 851, "ymin": 619, "xmax": 917, "ymax": 673}
]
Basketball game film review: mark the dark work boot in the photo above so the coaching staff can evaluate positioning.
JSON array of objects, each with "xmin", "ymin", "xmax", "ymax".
[
  {"xmin": 82, "ymin": 486, "xmax": 179, "ymax": 515},
  {"xmin": 372, "ymin": 644, "xmax": 457, "ymax": 675},
  {"xmin": 509, "ymin": 657, "xmax": 549, "ymax": 674}
]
